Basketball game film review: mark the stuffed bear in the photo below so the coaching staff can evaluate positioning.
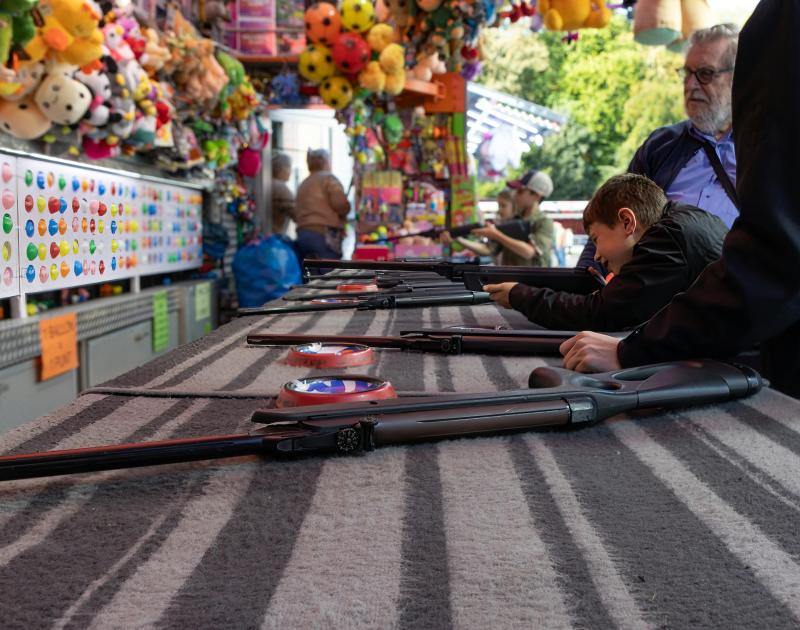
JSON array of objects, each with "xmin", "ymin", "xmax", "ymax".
[
  {"xmin": 384, "ymin": 68, "xmax": 405, "ymax": 94},
  {"xmin": 538, "ymin": 0, "xmax": 612, "ymax": 31},
  {"xmin": 34, "ymin": 62, "xmax": 91, "ymax": 125},
  {"xmin": 0, "ymin": 95, "xmax": 51, "ymax": 138}
]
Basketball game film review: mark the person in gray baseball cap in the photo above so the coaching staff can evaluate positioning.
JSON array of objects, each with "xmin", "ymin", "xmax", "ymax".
[
  {"xmin": 441, "ymin": 168, "xmax": 555, "ymax": 267},
  {"xmin": 483, "ymin": 168, "xmax": 555, "ymax": 267}
]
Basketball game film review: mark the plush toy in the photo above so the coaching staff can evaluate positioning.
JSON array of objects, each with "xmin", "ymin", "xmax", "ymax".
[
  {"xmin": 270, "ymin": 71, "xmax": 303, "ymax": 105},
  {"xmin": 299, "ymin": 43, "xmax": 336, "ymax": 83},
  {"xmin": 35, "ymin": 62, "xmax": 91, "ymax": 125},
  {"xmin": 331, "ymin": 32, "xmax": 370, "ymax": 74},
  {"xmin": 1, "ymin": 59, "xmax": 43, "ymax": 99},
  {"xmin": 304, "ymin": 2, "xmax": 341, "ymax": 46},
  {"xmin": 340, "ymin": 0, "xmax": 376, "ymax": 33},
  {"xmin": 378, "ymin": 42, "xmax": 404, "ymax": 74},
  {"xmin": 319, "ymin": 75, "xmax": 353, "ymax": 109},
  {"xmin": 139, "ymin": 27, "xmax": 169, "ymax": 74},
  {"xmin": 200, "ymin": 0, "xmax": 231, "ymax": 40},
  {"xmin": 0, "ymin": 94, "xmax": 51, "ymax": 138},
  {"xmin": 75, "ymin": 66, "xmax": 113, "ymax": 126},
  {"xmin": 539, "ymin": 0, "xmax": 612, "ymax": 31},
  {"xmin": 358, "ymin": 60, "xmax": 386, "ymax": 92},
  {"xmin": 51, "ymin": 0, "xmax": 104, "ymax": 69},
  {"xmin": 384, "ymin": 67, "xmax": 405, "ymax": 94},
  {"xmin": 366, "ymin": 23, "xmax": 394, "ymax": 52}
]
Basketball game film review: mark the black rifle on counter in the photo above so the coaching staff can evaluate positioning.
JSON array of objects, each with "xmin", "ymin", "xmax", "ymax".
[
  {"xmin": 0, "ymin": 361, "xmax": 762, "ymax": 481},
  {"xmin": 362, "ymin": 219, "xmax": 530, "ymax": 243},
  {"xmin": 303, "ymin": 259, "xmax": 602, "ymax": 293},
  {"xmin": 283, "ymin": 283, "xmax": 476, "ymax": 302},
  {"xmin": 237, "ymin": 290, "xmax": 492, "ymax": 316},
  {"xmin": 246, "ymin": 328, "xmax": 631, "ymax": 355}
]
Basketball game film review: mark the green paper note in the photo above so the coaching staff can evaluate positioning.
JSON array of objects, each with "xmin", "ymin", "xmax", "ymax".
[
  {"xmin": 152, "ymin": 291, "xmax": 169, "ymax": 353},
  {"xmin": 195, "ymin": 282, "xmax": 211, "ymax": 322}
]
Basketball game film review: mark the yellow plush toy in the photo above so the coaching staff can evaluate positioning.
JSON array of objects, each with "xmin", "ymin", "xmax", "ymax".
[
  {"xmin": 52, "ymin": 0, "xmax": 104, "ymax": 69},
  {"xmin": 383, "ymin": 68, "xmax": 405, "ymax": 95},
  {"xmin": 378, "ymin": 42, "xmax": 404, "ymax": 75},
  {"xmin": 358, "ymin": 60, "xmax": 386, "ymax": 92},
  {"xmin": 539, "ymin": 0, "xmax": 612, "ymax": 31},
  {"xmin": 366, "ymin": 23, "xmax": 394, "ymax": 52}
]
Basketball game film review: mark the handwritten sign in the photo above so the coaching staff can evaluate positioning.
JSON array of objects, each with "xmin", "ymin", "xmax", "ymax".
[
  {"xmin": 152, "ymin": 291, "xmax": 169, "ymax": 353},
  {"xmin": 39, "ymin": 313, "xmax": 78, "ymax": 381},
  {"xmin": 195, "ymin": 282, "xmax": 211, "ymax": 322}
]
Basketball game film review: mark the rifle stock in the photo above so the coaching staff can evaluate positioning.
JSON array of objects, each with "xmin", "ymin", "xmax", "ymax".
[{"xmin": 0, "ymin": 361, "xmax": 762, "ymax": 481}]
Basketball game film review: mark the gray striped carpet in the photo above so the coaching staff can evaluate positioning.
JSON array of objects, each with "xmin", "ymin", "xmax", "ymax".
[{"xmin": 1, "ymin": 289, "xmax": 799, "ymax": 629}]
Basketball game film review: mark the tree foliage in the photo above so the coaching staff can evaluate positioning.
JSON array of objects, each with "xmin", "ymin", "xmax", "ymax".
[{"xmin": 477, "ymin": 16, "xmax": 685, "ymax": 199}]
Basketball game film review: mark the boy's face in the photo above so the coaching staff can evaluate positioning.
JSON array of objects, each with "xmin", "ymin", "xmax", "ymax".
[
  {"xmin": 497, "ymin": 198, "xmax": 514, "ymax": 219},
  {"xmin": 588, "ymin": 218, "xmax": 637, "ymax": 275}
]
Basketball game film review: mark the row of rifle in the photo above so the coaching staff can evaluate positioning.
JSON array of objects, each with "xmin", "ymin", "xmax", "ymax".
[{"xmin": 0, "ymin": 258, "xmax": 764, "ymax": 482}]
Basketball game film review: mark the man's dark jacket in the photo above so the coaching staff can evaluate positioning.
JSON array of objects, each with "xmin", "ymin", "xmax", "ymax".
[
  {"xmin": 508, "ymin": 203, "xmax": 726, "ymax": 331},
  {"xmin": 618, "ymin": 0, "xmax": 800, "ymax": 398}
]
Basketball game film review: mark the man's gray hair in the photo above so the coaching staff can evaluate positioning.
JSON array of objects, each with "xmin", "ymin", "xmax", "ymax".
[
  {"xmin": 689, "ymin": 23, "xmax": 740, "ymax": 68},
  {"xmin": 307, "ymin": 148, "xmax": 330, "ymax": 161},
  {"xmin": 272, "ymin": 152, "xmax": 291, "ymax": 176}
]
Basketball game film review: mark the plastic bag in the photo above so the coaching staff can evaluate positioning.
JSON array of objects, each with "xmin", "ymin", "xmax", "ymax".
[{"xmin": 233, "ymin": 235, "xmax": 302, "ymax": 307}]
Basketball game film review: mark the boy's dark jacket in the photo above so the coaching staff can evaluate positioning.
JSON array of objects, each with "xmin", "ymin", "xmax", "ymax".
[{"xmin": 508, "ymin": 202, "xmax": 727, "ymax": 331}]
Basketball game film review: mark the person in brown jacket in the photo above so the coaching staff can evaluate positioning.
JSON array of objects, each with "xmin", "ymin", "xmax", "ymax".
[
  {"xmin": 294, "ymin": 149, "xmax": 351, "ymax": 261},
  {"xmin": 271, "ymin": 152, "xmax": 295, "ymax": 235}
]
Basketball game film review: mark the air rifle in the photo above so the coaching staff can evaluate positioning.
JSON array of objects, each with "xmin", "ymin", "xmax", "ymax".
[
  {"xmin": 303, "ymin": 259, "xmax": 601, "ymax": 294},
  {"xmin": 0, "ymin": 361, "xmax": 762, "ymax": 481},
  {"xmin": 362, "ymin": 219, "xmax": 530, "ymax": 243},
  {"xmin": 283, "ymin": 284, "xmax": 476, "ymax": 302},
  {"xmin": 237, "ymin": 290, "xmax": 492, "ymax": 316},
  {"xmin": 246, "ymin": 328, "xmax": 631, "ymax": 355}
]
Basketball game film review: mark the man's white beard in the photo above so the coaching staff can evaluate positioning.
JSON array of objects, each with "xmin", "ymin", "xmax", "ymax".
[{"xmin": 689, "ymin": 103, "xmax": 733, "ymax": 136}]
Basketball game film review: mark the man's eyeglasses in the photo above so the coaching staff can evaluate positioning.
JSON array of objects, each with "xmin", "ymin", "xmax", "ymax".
[{"xmin": 676, "ymin": 66, "xmax": 734, "ymax": 85}]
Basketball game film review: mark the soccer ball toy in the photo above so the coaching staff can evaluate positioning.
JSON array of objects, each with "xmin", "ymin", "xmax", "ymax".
[
  {"xmin": 331, "ymin": 32, "xmax": 371, "ymax": 74},
  {"xmin": 298, "ymin": 44, "xmax": 336, "ymax": 83},
  {"xmin": 319, "ymin": 76, "xmax": 354, "ymax": 109},
  {"xmin": 305, "ymin": 3, "xmax": 342, "ymax": 46},
  {"xmin": 339, "ymin": 0, "xmax": 376, "ymax": 33}
]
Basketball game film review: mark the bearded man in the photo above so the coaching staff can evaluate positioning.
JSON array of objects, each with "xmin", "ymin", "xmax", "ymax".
[{"xmin": 578, "ymin": 23, "xmax": 739, "ymax": 267}]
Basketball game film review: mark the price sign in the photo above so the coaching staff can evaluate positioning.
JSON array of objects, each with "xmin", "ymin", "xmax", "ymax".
[{"xmin": 39, "ymin": 313, "xmax": 78, "ymax": 380}]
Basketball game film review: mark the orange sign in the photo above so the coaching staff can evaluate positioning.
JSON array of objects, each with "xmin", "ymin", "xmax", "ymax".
[{"xmin": 39, "ymin": 313, "xmax": 78, "ymax": 381}]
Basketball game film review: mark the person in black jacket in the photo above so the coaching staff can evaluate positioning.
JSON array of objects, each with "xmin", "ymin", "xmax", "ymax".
[
  {"xmin": 560, "ymin": 0, "xmax": 800, "ymax": 398},
  {"xmin": 484, "ymin": 174, "xmax": 727, "ymax": 331}
]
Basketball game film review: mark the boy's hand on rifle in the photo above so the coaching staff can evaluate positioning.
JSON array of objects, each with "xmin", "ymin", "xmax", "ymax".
[
  {"xmin": 560, "ymin": 331, "xmax": 622, "ymax": 373},
  {"xmin": 483, "ymin": 282, "xmax": 517, "ymax": 308},
  {"xmin": 439, "ymin": 230, "xmax": 453, "ymax": 245},
  {"xmin": 472, "ymin": 225, "xmax": 500, "ymax": 241}
]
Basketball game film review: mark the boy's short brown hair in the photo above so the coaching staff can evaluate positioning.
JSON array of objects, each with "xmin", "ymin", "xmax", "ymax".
[{"xmin": 583, "ymin": 174, "xmax": 667, "ymax": 232}]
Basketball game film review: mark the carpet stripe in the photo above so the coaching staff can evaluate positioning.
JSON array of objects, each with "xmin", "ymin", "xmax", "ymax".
[
  {"xmin": 152, "ymin": 310, "xmax": 332, "ymax": 390},
  {"xmin": 641, "ymin": 414, "xmax": 800, "ymax": 559},
  {"xmin": 612, "ymin": 419, "xmax": 800, "ymax": 622},
  {"xmin": 683, "ymin": 404, "xmax": 800, "ymax": 499},
  {"xmin": 156, "ymin": 458, "xmax": 326, "ymax": 629},
  {"xmin": 437, "ymin": 437, "xmax": 572, "ymax": 629},
  {"xmin": 517, "ymin": 436, "xmax": 649, "ymax": 630},
  {"xmin": 397, "ymin": 443, "xmax": 453, "ymax": 630},
  {"xmin": 540, "ymin": 421, "xmax": 798, "ymax": 628},
  {"xmin": 260, "ymin": 449, "xmax": 407, "ymax": 629}
]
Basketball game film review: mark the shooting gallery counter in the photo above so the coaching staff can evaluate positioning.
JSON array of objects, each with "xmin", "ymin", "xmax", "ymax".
[{"xmin": 2, "ymin": 284, "xmax": 800, "ymax": 629}]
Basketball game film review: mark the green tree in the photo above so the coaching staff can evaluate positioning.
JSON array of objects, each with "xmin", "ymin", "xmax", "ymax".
[{"xmin": 477, "ymin": 16, "xmax": 685, "ymax": 199}]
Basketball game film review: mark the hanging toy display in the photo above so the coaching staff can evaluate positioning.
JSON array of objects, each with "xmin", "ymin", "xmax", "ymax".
[{"xmin": 537, "ymin": 0, "xmax": 612, "ymax": 31}]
